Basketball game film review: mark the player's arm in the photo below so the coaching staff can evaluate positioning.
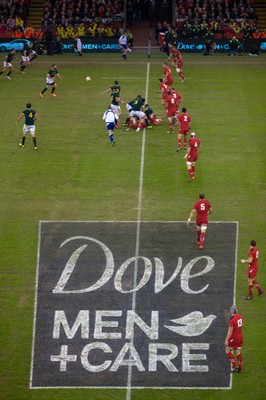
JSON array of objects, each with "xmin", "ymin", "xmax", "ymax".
[
  {"xmin": 183, "ymin": 146, "xmax": 191, "ymax": 159},
  {"xmin": 101, "ymin": 87, "xmax": 111, "ymax": 95},
  {"xmin": 224, "ymin": 326, "xmax": 233, "ymax": 346},
  {"xmin": 163, "ymin": 72, "xmax": 169, "ymax": 81},
  {"xmin": 34, "ymin": 113, "xmax": 37, "ymax": 122},
  {"xmin": 240, "ymin": 256, "xmax": 253, "ymax": 264},
  {"xmin": 208, "ymin": 206, "xmax": 213, "ymax": 215},
  {"xmin": 187, "ymin": 208, "xmax": 196, "ymax": 225},
  {"xmin": 16, "ymin": 113, "xmax": 24, "ymax": 124}
]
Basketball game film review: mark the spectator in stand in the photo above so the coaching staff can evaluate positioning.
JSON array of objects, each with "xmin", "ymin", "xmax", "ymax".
[
  {"xmin": 252, "ymin": 29, "xmax": 261, "ymax": 39},
  {"xmin": 0, "ymin": 18, "xmax": 7, "ymax": 33},
  {"xmin": 24, "ymin": 23, "xmax": 35, "ymax": 39},
  {"xmin": 174, "ymin": 0, "xmax": 258, "ymax": 39},
  {"xmin": 241, "ymin": 22, "xmax": 250, "ymax": 40},
  {"xmin": 246, "ymin": 22, "xmax": 256, "ymax": 37},
  {"xmin": 35, "ymin": 28, "xmax": 44, "ymax": 40},
  {"xmin": 77, "ymin": 22, "xmax": 85, "ymax": 37},
  {"xmin": 6, "ymin": 15, "xmax": 16, "ymax": 31},
  {"xmin": 56, "ymin": 23, "xmax": 65, "ymax": 37},
  {"xmin": 105, "ymin": 26, "xmax": 115, "ymax": 37},
  {"xmin": 15, "ymin": 15, "xmax": 24, "ymax": 30},
  {"xmin": 13, "ymin": 26, "xmax": 24, "ymax": 38}
]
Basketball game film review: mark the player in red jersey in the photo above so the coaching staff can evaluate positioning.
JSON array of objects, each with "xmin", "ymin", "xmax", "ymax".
[
  {"xmin": 165, "ymin": 90, "xmax": 177, "ymax": 133},
  {"xmin": 170, "ymin": 87, "xmax": 182, "ymax": 117},
  {"xmin": 225, "ymin": 305, "xmax": 243, "ymax": 372},
  {"xmin": 183, "ymin": 132, "xmax": 200, "ymax": 181},
  {"xmin": 240, "ymin": 240, "xmax": 263, "ymax": 300},
  {"xmin": 162, "ymin": 62, "xmax": 173, "ymax": 86},
  {"xmin": 158, "ymin": 78, "xmax": 170, "ymax": 109},
  {"xmin": 187, "ymin": 192, "xmax": 212, "ymax": 249},
  {"xmin": 177, "ymin": 107, "xmax": 191, "ymax": 150},
  {"xmin": 169, "ymin": 44, "xmax": 186, "ymax": 83}
]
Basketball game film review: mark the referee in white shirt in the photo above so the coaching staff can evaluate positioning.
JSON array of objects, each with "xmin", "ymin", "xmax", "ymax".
[
  {"xmin": 118, "ymin": 33, "xmax": 131, "ymax": 60},
  {"xmin": 103, "ymin": 106, "xmax": 119, "ymax": 146}
]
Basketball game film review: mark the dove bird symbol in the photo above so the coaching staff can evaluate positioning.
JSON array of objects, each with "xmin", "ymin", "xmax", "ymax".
[{"xmin": 164, "ymin": 311, "xmax": 216, "ymax": 337}]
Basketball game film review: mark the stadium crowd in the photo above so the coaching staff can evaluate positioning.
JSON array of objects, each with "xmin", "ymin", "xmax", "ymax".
[
  {"xmin": 173, "ymin": 0, "xmax": 261, "ymax": 39},
  {"xmin": 0, "ymin": 0, "xmax": 30, "ymax": 33},
  {"xmin": 40, "ymin": 0, "xmax": 125, "ymax": 38},
  {"xmin": 0, "ymin": 0, "xmax": 125, "ymax": 39},
  {"xmin": 0, "ymin": 0, "xmax": 265, "ymax": 41}
]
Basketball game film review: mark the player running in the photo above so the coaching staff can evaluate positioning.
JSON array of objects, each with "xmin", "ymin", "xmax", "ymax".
[
  {"xmin": 187, "ymin": 192, "xmax": 212, "ymax": 249},
  {"xmin": 0, "ymin": 49, "xmax": 16, "ymax": 80},
  {"xmin": 177, "ymin": 107, "xmax": 191, "ymax": 150},
  {"xmin": 169, "ymin": 44, "xmax": 186, "ymax": 83},
  {"xmin": 40, "ymin": 64, "xmax": 61, "ymax": 98},
  {"xmin": 183, "ymin": 132, "xmax": 201, "ymax": 181}
]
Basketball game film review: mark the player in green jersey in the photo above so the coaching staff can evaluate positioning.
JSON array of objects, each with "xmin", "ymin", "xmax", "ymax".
[
  {"xmin": 110, "ymin": 91, "xmax": 123, "ymax": 127},
  {"xmin": 0, "ymin": 49, "xmax": 16, "ymax": 80},
  {"xmin": 19, "ymin": 42, "xmax": 32, "ymax": 74},
  {"xmin": 16, "ymin": 103, "xmax": 38, "ymax": 149},
  {"xmin": 40, "ymin": 64, "xmax": 61, "ymax": 98},
  {"xmin": 126, "ymin": 95, "xmax": 151, "ymax": 131},
  {"xmin": 102, "ymin": 80, "xmax": 123, "ymax": 126},
  {"xmin": 101, "ymin": 80, "xmax": 121, "ymax": 97}
]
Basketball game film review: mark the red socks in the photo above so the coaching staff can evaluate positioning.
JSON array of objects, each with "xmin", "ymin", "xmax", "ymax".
[
  {"xmin": 237, "ymin": 354, "xmax": 243, "ymax": 370},
  {"xmin": 179, "ymin": 71, "xmax": 185, "ymax": 80},
  {"xmin": 226, "ymin": 352, "xmax": 236, "ymax": 369},
  {"xmin": 253, "ymin": 280, "xmax": 262, "ymax": 293}
]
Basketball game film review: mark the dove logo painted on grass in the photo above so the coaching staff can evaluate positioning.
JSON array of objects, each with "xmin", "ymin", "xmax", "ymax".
[
  {"xmin": 164, "ymin": 311, "xmax": 216, "ymax": 337},
  {"xmin": 32, "ymin": 221, "xmax": 238, "ymax": 388}
]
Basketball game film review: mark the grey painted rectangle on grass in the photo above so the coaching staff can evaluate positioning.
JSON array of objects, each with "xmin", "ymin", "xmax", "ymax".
[{"xmin": 31, "ymin": 221, "xmax": 237, "ymax": 389}]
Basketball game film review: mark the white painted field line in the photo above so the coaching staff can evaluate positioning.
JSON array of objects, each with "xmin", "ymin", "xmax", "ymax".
[{"xmin": 126, "ymin": 62, "xmax": 150, "ymax": 400}]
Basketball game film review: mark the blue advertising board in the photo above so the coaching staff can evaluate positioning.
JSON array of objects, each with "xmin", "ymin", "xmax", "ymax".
[{"xmin": 0, "ymin": 37, "xmax": 265, "ymax": 53}]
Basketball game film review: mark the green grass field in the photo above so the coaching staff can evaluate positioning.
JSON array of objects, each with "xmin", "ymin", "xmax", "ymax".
[{"xmin": 0, "ymin": 50, "xmax": 266, "ymax": 400}]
